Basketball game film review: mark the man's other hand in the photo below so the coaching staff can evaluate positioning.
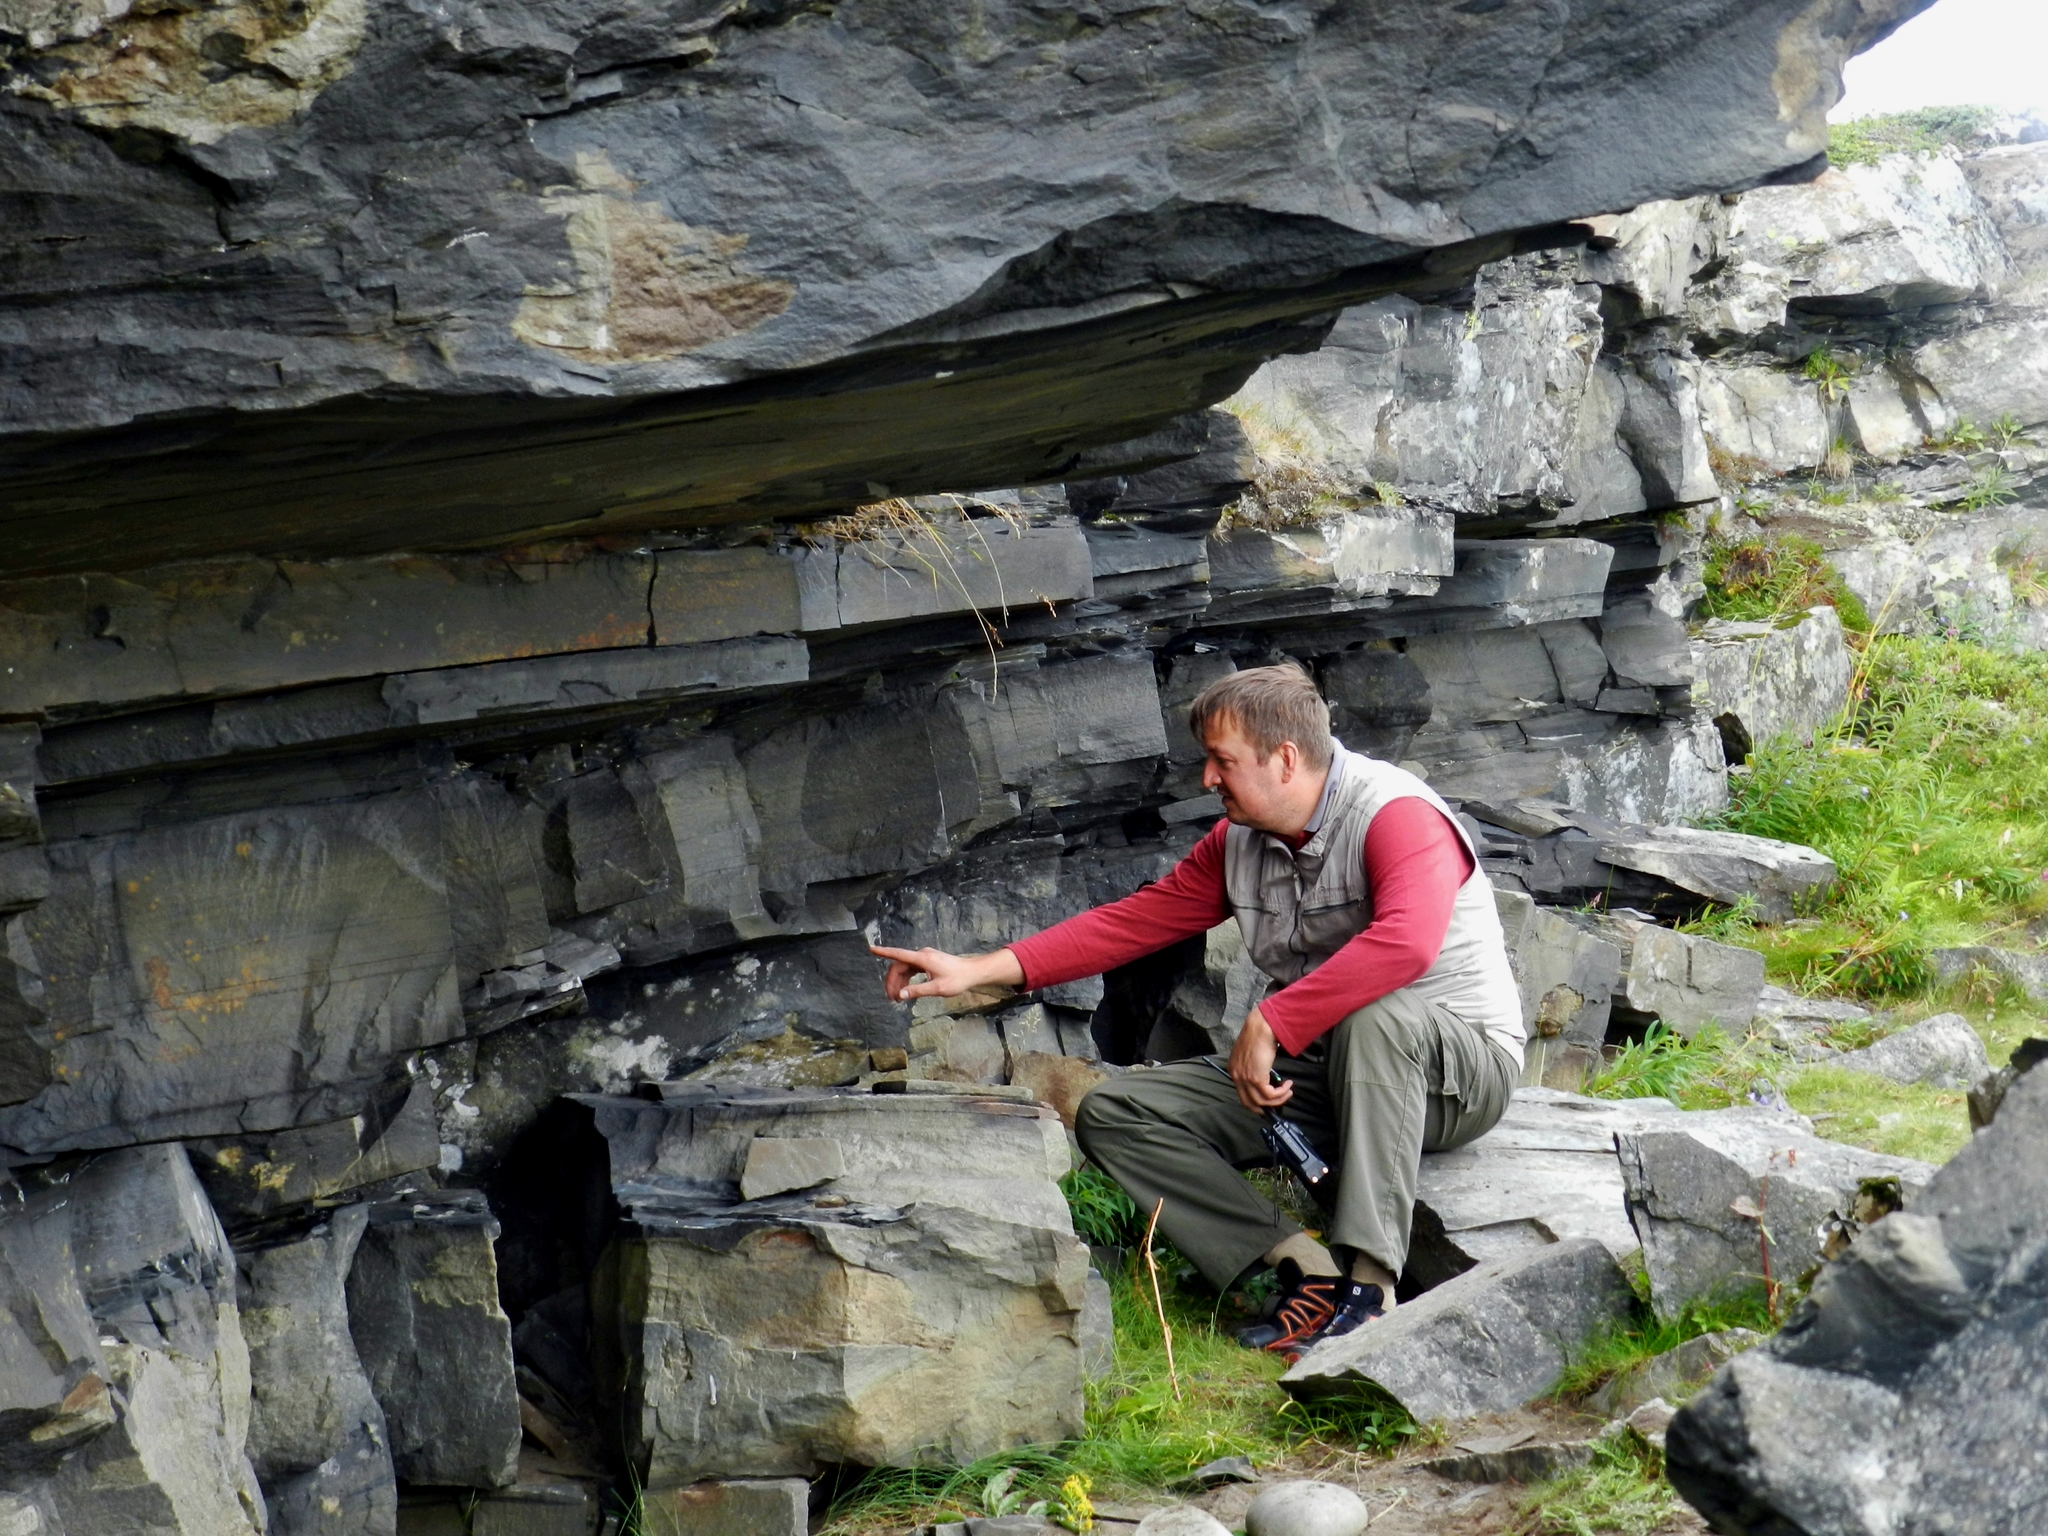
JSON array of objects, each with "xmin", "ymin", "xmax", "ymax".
[
  {"xmin": 1228, "ymin": 1007, "xmax": 1292, "ymax": 1113},
  {"xmin": 870, "ymin": 944, "xmax": 1024, "ymax": 1003}
]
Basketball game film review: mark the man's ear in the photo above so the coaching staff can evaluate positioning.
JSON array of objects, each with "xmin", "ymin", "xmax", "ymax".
[{"xmin": 1276, "ymin": 740, "xmax": 1300, "ymax": 781}]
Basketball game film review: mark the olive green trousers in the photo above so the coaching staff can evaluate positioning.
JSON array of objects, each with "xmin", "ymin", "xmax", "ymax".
[{"xmin": 1072, "ymin": 988, "xmax": 1518, "ymax": 1289}]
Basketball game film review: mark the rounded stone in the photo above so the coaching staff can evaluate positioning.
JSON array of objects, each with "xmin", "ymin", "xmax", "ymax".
[
  {"xmin": 1134, "ymin": 1506, "xmax": 1233, "ymax": 1536},
  {"xmin": 1243, "ymin": 1481, "xmax": 1369, "ymax": 1536}
]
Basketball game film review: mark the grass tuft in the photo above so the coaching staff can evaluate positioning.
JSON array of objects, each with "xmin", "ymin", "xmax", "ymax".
[{"xmin": 1512, "ymin": 1435, "xmax": 1683, "ymax": 1536}]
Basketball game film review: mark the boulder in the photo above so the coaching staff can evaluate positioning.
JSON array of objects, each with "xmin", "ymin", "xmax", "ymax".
[
  {"xmin": 1241, "ymin": 1481, "xmax": 1367, "ymax": 1536},
  {"xmin": 1668, "ymin": 1069, "xmax": 2048, "ymax": 1535},
  {"xmin": 1282, "ymin": 1238, "xmax": 1636, "ymax": 1422},
  {"xmin": 345, "ymin": 1193, "xmax": 522, "ymax": 1489},
  {"xmin": 581, "ymin": 1087, "xmax": 1089, "ymax": 1485},
  {"xmin": 1967, "ymin": 1037, "xmax": 2048, "ymax": 1131},
  {"xmin": 1749, "ymin": 984, "xmax": 1876, "ymax": 1053},
  {"xmin": 240, "ymin": 1204, "xmax": 397, "ymax": 1535},
  {"xmin": 1616, "ymin": 1108, "xmax": 1934, "ymax": 1319},
  {"xmin": 1930, "ymin": 945, "xmax": 2048, "ymax": 1003},
  {"xmin": 1689, "ymin": 607, "xmax": 1854, "ymax": 761},
  {"xmin": 1420, "ymin": 1431, "xmax": 1598, "ymax": 1486},
  {"xmin": 1835, "ymin": 1012, "xmax": 1992, "ymax": 1090},
  {"xmin": 1407, "ymin": 1088, "xmax": 1690, "ymax": 1291},
  {"xmin": 1585, "ymin": 1329, "xmax": 1765, "ymax": 1417},
  {"xmin": 191, "ymin": 1073, "xmax": 441, "ymax": 1226}
]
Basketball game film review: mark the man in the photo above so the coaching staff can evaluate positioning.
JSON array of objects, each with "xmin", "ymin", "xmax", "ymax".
[{"xmin": 872, "ymin": 663, "xmax": 1523, "ymax": 1359}]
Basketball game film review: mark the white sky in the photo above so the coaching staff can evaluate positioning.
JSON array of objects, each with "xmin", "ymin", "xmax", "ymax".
[{"xmin": 1834, "ymin": 0, "xmax": 2048, "ymax": 121}]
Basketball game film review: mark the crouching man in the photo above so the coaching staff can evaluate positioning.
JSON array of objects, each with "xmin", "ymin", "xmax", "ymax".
[{"xmin": 873, "ymin": 663, "xmax": 1524, "ymax": 1360}]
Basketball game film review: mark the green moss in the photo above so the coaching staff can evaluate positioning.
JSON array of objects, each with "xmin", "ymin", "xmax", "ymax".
[{"xmin": 1828, "ymin": 105, "xmax": 1999, "ymax": 167}]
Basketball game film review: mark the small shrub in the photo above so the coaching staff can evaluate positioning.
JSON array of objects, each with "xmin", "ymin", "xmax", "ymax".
[
  {"xmin": 1957, "ymin": 464, "xmax": 2018, "ymax": 512},
  {"xmin": 1827, "ymin": 105, "xmax": 1999, "ymax": 166},
  {"xmin": 1931, "ymin": 417, "xmax": 1988, "ymax": 453},
  {"xmin": 1803, "ymin": 348, "xmax": 1852, "ymax": 403},
  {"xmin": 1870, "ymin": 481, "xmax": 1906, "ymax": 505},
  {"xmin": 1513, "ymin": 1434, "xmax": 1683, "ymax": 1536},
  {"xmin": 1989, "ymin": 413, "xmax": 2036, "ymax": 450},
  {"xmin": 1062, "ymin": 1163, "xmax": 1142, "ymax": 1249},
  {"xmin": 1700, "ymin": 532, "xmax": 1871, "ymax": 631}
]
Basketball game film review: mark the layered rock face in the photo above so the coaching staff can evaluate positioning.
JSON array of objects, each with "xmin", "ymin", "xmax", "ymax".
[
  {"xmin": 7, "ymin": 4, "xmax": 2034, "ymax": 1527},
  {"xmin": 0, "ymin": 0, "xmax": 1927, "ymax": 571}
]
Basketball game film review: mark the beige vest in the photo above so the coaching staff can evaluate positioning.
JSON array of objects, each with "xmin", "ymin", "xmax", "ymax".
[{"xmin": 1222, "ymin": 747, "xmax": 1526, "ymax": 1066}]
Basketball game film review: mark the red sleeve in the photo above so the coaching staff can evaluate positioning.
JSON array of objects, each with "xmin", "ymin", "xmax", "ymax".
[
  {"xmin": 1259, "ymin": 798, "xmax": 1474, "ymax": 1056},
  {"xmin": 1010, "ymin": 822, "xmax": 1232, "ymax": 991}
]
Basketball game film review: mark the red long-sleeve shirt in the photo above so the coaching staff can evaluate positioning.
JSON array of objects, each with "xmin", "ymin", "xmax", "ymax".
[{"xmin": 1010, "ymin": 797, "xmax": 1473, "ymax": 1056}]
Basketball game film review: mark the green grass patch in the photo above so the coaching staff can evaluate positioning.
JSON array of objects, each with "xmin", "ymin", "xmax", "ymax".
[
  {"xmin": 1784, "ymin": 1065, "xmax": 1973, "ymax": 1164},
  {"xmin": 1551, "ymin": 1296, "xmax": 1773, "ymax": 1403},
  {"xmin": 1513, "ymin": 1435, "xmax": 1684, "ymax": 1536},
  {"xmin": 1722, "ymin": 637, "xmax": 2048, "ymax": 964},
  {"xmin": 1584, "ymin": 1024, "xmax": 1783, "ymax": 1112},
  {"xmin": 1828, "ymin": 105, "xmax": 1999, "ymax": 166}
]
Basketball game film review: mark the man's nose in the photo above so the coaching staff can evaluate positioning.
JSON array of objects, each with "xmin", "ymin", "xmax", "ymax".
[{"xmin": 1202, "ymin": 761, "xmax": 1220, "ymax": 790}]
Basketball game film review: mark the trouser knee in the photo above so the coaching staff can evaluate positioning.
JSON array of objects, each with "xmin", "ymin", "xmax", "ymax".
[{"xmin": 1072, "ymin": 1080, "xmax": 1125, "ymax": 1163}]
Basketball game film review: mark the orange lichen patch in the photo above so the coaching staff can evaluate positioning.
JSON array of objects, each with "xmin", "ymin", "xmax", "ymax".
[
  {"xmin": 515, "ymin": 153, "xmax": 794, "ymax": 365},
  {"xmin": 4, "ymin": 0, "xmax": 368, "ymax": 144}
]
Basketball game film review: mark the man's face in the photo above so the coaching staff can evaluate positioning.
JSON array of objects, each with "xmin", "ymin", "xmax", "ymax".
[{"xmin": 1200, "ymin": 717, "xmax": 1298, "ymax": 832}]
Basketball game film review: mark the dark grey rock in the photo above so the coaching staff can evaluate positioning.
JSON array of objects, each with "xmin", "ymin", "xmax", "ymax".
[
  {"xmin": 1585, "ymin": 1329, "xmax": 1764, "ymax": 1417},
  {"xmin": 191, "ymin": 1073, "xmax": 440, "ymax": 1225},
  {"xmin": 19, "ymin": 1144, "xmax": 267, "ymax": 1535},
  {"xmin": 1931, "ymin": 945, "xmax": 2048, "ymax": 1003},
  {"xmin": 1617, "ymin": 1109, "xmax": 1934, "ymax": 1320},
  {"xmin": 1282, "ymin": 1238, "xmax": 1637, "ymax": 1422},
  {"xmin": 346, "ymin": 1193, "xmax": 521, "ymax": 1489},
  {"xmin": 262, "ymin": 1425, "xmax": 399, "ymax": 1536},
  {"xmin": 1578, "ymin": 914, "xmax": 1766, "ymax": 1040},
  {"xmin": 1690, "ymin": 608, "xmax": 1853, "ymax": 760},
  {"xmin": 1421, "ymin": 1433, "xmax": 1597, "ymax": 1486},
  {"xmin": 1967, "ymin": 1037, "xmax": 2048, "ymax": 1130},
  {"xmin": 468, "ymin": 1475, "xmax": 605, "ymax": 1536},
  {"xmin": 1593, "ymin": 824, "xmax": 1836, "ymax": 922},
  {"xmin": 1667, "ymin": 1069, "xmax": 2048, "ymax": 1532},
  {"xmin": 1836, "ymin": 1012, "xmax": 1992, "ymax": 1090}
]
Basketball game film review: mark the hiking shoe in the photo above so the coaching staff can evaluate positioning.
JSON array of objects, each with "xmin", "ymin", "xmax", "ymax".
[
  {"xmin": 1284, "ymin": 1280, "xmax": 1386, "ymax": 1361},
  {"xmin": 1233, "ymin": 1259, "xmax": 1339, "ymax": 1355}
]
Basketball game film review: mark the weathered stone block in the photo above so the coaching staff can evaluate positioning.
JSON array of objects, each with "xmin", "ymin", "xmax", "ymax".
[
  {"xmin": 1617, "ymin": 1110, "xmax": 1934, "ymax": 1319},
  {"xmin": 583, "ymin": 1089, "xmax": 1088, "ymax": 1485},
  {"xmin": 1495, "ymin": 893, "xmax": 1620, "ymax": 1091},
  {"xmin": 1282, "ymin": 1239, "xmax": 1636, "ymax": 1422},
  {"xmin": 386, "ymin": 637, "xmax": 806, "ymax": 728},
  {"xmin": 639, "ymin": 1479, "xmax": 808, "ymax": 1536},
  {"xmin": 651, "ymin": 546, "xmax": 825, "ymax": 644},
  {"xmin": 191, "ymin": 1074, "xmax": 440, "ymax": 1224},
  {"xmin": 241, "ymin": 1203, "xmax": 396, "ymax": 1534},
  {"xmin": 0, "ymin": 789, "xmax": 473, "ymax": 1156},
  {"xmin": 346, "ymin": 1193, "xmax": 521, "ymax": 1489},
  {"xmin": 1668, "ymin": 1073, "xmax": 2048, "ymax": 1534},
  {"xmin": 739, "ymin": 1137, "xmax": 848, "ymax": 1201},
  {"xmin": 1591, "ymin": 917, "xmax": 1766, "ymax": 1040},
  {"xmin": 0, "ymin": 550, "xmax": 655, "ymax": 719},
  {"xmin": 1594, "ymin": 825, "xmax": 1835, "ymax": 922},
  {"xmin": 824, "ymin": 519, "xmax": 1093, "ymax": 628},
  {"xmin": 1690, "ymin": 608, "xmax": 1852, "ymax": 760}
]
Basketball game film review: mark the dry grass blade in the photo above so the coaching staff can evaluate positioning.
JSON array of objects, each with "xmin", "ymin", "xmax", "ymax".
[{"xmin": 1140, "ymin": 1198, "xmax": 1181, "ymax": 1403}]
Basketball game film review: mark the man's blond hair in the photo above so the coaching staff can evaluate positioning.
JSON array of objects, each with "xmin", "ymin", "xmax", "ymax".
[{"xmin": 1186, "ymin": 662, "xmax": 1333, "ymax": 769}]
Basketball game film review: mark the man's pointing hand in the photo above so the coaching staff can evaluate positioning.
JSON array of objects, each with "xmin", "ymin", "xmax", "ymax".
[{"xmin": 870, "ymin": 944, "xmax": 1025, "ymax": 1003}]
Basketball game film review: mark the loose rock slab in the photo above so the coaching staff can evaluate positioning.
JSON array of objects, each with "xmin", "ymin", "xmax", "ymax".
[
  {"xmin": 1408, "ymin": 1088, "xmax": 1687, "ymax": 1290},
  {"xmin": 1834, "ymin": 1012, "xmax": 1991, "ymax": 1090},
  {"xmin": 1282, "ymin": 1238, "xmax": 1636, "ymax": 1423}
]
